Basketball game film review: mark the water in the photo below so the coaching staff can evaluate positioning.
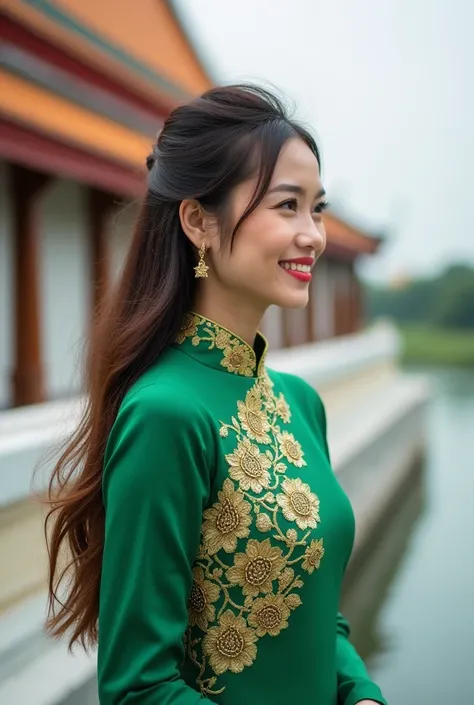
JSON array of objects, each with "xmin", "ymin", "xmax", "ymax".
[
  {"xmin": 344, "ymin": 366, "xmax": 474, "ymax": 705},
  {"xmin": 65, "ymin": 367, "xmax": 474, "ymax": 705}
]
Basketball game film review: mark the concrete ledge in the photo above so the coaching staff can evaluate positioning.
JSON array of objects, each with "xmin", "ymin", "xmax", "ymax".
[{"xmin": 0, "ymin": 322, "xmax": 402, "ymax": 507}]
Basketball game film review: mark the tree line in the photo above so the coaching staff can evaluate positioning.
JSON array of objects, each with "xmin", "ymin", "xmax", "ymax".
[{"xmin": 364, "ymin": 263, "xmax": 474, "ymax": 330}]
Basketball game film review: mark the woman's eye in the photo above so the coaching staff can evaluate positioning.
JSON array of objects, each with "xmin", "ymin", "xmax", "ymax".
[
  {"xmin": 279, "ymin": 198, "xmax": 298, "ymax": 211},
  {"xmin": 314, "ymin": 200, "xmax": 330, "ymax": 214}
]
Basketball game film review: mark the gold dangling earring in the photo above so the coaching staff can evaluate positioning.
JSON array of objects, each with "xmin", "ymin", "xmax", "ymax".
[{"xmin": 194, "ymin": 242, "xmax": 209, "ymax": 278}]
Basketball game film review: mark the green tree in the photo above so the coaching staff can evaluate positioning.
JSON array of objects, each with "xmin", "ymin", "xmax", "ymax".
[{"xmin": 432, "ymin": 278, "xmax": 474, "ymax": 329}]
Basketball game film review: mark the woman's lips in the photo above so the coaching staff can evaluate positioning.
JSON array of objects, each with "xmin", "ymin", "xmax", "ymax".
[{"xmin": 279, "ymin": 257, "xmax": 314, "ymax": 282}]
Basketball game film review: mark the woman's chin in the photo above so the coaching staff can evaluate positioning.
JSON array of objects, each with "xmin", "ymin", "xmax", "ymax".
[{"xmin": 271, "ymin": 289, "xmax": 310, "ymax": 310}]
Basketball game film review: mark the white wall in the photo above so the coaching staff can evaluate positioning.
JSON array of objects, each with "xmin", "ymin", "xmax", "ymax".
[
  {"xmin": 40, "ymin": 180, "xmax": 89, "ymax": 399},
  {"xmin": 0, "ymin": 162, "xmax": 13, "ymax": 409}
]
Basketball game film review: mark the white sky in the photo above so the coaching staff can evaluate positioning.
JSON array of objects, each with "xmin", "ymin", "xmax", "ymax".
[{"xmin": 175, "ymin": 0, "xmax": 474, "ymax": 282}]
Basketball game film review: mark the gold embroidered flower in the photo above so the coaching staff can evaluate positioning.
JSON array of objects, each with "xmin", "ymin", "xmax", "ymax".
[
  {"xmin": 221, "ymin": 343, "xmax": 255, "ymax": 377},
  {"xmin": 276, "ymin": 478, "xmax": 320, "ymax": 530},
  {"xmin": 202, "ymin": 479, "xmax": 252, "ymax": 555},
  {"xmin": 226, "ymin": 438, "xmax": 271, "ymax": 493},
  {"xmin": 214, "ymin": 328, "xmax": 232, "ymax": 350},
  {"xmin": 248, "ymin": 593, "xmax": 291, "ymax": 637},
  {"xmin": 226, "ymin": 538, "xmax": 286, "ymax": 596},
  {"xmin": 188, "ymin": 566, "xmax": 220, "ymax": 631},
  {"xmin": 176, "ymin": 313, "xmax": 200, "ymax": 344},
  {"xmin": 277, "ymin": 431, "xmax": 306, "ymax": 467},
  {"xmin": 203, "ymin": 610, "xmax": 257, "ymax": 675},
  {"xmin": 275, "ymin": 393, "xmax": 291, "ymax": 423},
  {"xmin": 237, "ymin": 390, "xmax": 271, "ymax": 444},
  {"xmin": 302, "ymin": 538, "xmax": 325, "ymax": 574}
]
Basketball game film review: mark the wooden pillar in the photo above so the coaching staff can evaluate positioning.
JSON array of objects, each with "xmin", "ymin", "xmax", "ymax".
[
  {"xmin": 333, "ymin": 264, "xmax": 342, "ymax": 337},
  {"xmin": 307, "ymin": 280, "xmax": 317, "ymax": 342},
  {"xmin": 352, "ymin": 276, "xmax": 363, "ymax": 332},
  {"xmin": 88, "ymin": 189, "xmax": 115, "ymax": 314},
  {"xmin": 11, "ymin": 165, "xmax": 51, "ymax": 406}
]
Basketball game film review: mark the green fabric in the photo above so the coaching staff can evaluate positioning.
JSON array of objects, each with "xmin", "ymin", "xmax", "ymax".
[{"xmin": 98, "ymin": 314, "xmax": 387, "ymax": 705}]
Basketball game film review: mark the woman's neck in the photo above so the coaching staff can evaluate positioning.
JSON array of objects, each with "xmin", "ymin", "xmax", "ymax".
[{"xmin": 193, "ymin": 290, "xmax": 264, "ymax": 348}]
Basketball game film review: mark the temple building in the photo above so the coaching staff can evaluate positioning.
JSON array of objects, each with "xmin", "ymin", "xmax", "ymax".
[{"xmin": 0, "ymin": 0, "xmax": 381, "ymax": 411}]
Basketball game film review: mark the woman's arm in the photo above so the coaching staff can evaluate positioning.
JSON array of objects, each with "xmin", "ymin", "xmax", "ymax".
[{"xmin": 97, "ymin": 384, "xmax": 214, "ymax": 705}]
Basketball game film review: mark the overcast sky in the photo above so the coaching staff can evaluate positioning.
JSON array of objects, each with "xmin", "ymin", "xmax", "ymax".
[{"xmin": 176, "ymin": 0, "xmax": 474, "ymax": 282}]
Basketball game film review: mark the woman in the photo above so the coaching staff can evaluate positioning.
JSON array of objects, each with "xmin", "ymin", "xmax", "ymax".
[{"xmin": 45, "ymin": 84, "xmax": 387, "ymax": 705}]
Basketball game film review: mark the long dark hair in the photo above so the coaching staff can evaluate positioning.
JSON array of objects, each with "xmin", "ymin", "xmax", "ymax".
[{"xmin": 44, "ymin": 84, "xmax": 321, "ymax": 649}]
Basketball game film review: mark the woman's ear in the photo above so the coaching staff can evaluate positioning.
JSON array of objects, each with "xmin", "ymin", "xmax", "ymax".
[{"xmin": 179, "ymin": 199, "xmax": 216, "ymax": 249}]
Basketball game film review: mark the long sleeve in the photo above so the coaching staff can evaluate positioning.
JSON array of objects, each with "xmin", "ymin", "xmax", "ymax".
[
  {"xmin": 97, "ymin": 383, "xmax": 215, "ymax": 705},
  {"xmin": 315, "ymin": 391, "xmax": 388, "ymax": 705},
  {"xmin": 336, "ymin": 613, "xmax": 387, "ymax": 705}
]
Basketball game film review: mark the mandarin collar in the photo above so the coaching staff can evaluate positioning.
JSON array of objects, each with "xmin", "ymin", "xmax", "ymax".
[{"xmin": 174, "ymin": 313, "xmax": 268, "ymax": 378}]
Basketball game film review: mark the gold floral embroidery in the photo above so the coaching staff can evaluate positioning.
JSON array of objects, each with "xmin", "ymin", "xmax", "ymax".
[
  {"xmin": 277, "ymin": 431, "xmax": 306, "ymax": 467},
  {"xmin": 189, "ymin": 567, "xmax": 220, "ymax": 631},
  {"xmin": 275, "ymin": 393, "xmax": 291, "ymax": 423},
  {"xmin": 202, "ymin": 479, "xmax": 252, "ymax": 555},
  {"xmin": 185, "ymin": 370, "xmax": 325, "ymax": 696},
  {"xmin": 175, "ymin": 313, "xmax": 259, "ymax": 377},
  {"xmin": 203, "ymin": 611, "xmax": 258, "ymax": 675},
  {"xmin": 248, "ymin": 593, "xmax": 291, "ymax": 637},
  {"xmin": 176, "ymin": 313, "xmax": 200, "ymax": 344},
  {"xmin": 221, "ymin": 344, "xmax": 255, "ymax": 376},
  {"xmin": 302, "ymin": 539, "xmax": 325, "ymax": 574},
  {"xmin": 276, "ymin": 477, "xmax": 321, "ymax": 530},
  {"xmin": 226, "ymin": 438, "xmax": 271, "ymax": 493},
  {"xmin": 237, "ymin": 389, "xmax": 272, "ymax": 444},
  {"xmin": 226, "ymin": 539, "xmax": 286, "ymax": 596}
]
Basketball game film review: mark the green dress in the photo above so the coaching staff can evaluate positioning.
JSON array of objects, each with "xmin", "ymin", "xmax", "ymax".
[{"xmin": 98, "ymin": 313, "xmax": 387, "ymax": 705}]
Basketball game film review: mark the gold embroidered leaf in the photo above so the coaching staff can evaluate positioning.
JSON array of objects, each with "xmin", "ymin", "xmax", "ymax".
[
  {"xmin": 274, "ymin": 462, "xmax": 287, "ymax": 474},
  {"xmin": 293, "ymin": 578, "xmax": 304, "ymax": 589},
  {"xmin": 263, "ymin": 492, "xmax": 275, "ymax": 504},
  {"xmin": 244, "ymin": 595, "xmax": 254, "ymax": 608},
  {"xmin": 231, "ymin": 416, "xmax": 240, "ymax": 430},
  {"xmin": 285, "ymin": 593, "xmax": 302, "ymax": 610},
  {"xmin": 278, "ymin": 567, "xmax": 294, "ymax": 591},
  {"xmin": 197, "ymin": 545, "xmax": 207, "ymax": 559},
  {"xmin": 219, "ymin": 426, "xmax": 229, "ymax": 438},
  {"xmin": 265, "ymin": 450, "xmax": 273, "ymax": 461},
  {"xmin": 256, "ymin": 513, "xmax": 272, "ymax": 532},
  {"xmin": 212, "ymin": 568, "xmax": 223, "ymax": 579},
  {"xmin": 286, "ymin": 528, "xmax": 298, "ymax": 543}
]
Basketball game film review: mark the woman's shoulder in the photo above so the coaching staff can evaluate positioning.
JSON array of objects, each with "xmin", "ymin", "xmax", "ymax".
[
  {"xmin": 118, "ymin": 353, "xmax": 210, "ymax": 429},
  {"xmin": 267, "ymin": 367, "xmax": 324, "ymax": 406}
]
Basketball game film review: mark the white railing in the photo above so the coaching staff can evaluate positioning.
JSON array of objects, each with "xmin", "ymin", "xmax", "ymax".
[{"xmin": 0, "ymin": 321, "xmax": 402, "ymax": 508}]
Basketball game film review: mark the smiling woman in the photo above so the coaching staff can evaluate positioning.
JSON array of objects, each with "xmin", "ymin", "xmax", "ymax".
[{"xmin": 44, "ymin": 84, "xmax": 387, "ymax": 705}]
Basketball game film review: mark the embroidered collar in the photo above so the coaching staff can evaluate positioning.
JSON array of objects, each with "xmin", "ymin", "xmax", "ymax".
[{"xmin": 174, "ymin": 313, "xmax": 268, "ymax": 378}]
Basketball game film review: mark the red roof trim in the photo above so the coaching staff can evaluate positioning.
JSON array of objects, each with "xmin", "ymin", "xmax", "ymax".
[{"xmin": 0, "ymin": 117, "xmax": 145, "ymax": 198}]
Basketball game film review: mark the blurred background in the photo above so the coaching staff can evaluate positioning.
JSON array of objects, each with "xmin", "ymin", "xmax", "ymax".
[{"xmin": 0, "ymin": 1, "xmax": 473, "ymax": 703}]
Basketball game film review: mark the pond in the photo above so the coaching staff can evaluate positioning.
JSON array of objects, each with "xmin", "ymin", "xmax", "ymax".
[{"xmin": 344, "ymin": 366, "xmax": 474, "ymax": 704}]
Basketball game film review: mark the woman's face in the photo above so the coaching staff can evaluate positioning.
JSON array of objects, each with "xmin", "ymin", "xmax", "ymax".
[{"xmin": 208, "ymin": 137, "xmax": 327, "ymax": 315}]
